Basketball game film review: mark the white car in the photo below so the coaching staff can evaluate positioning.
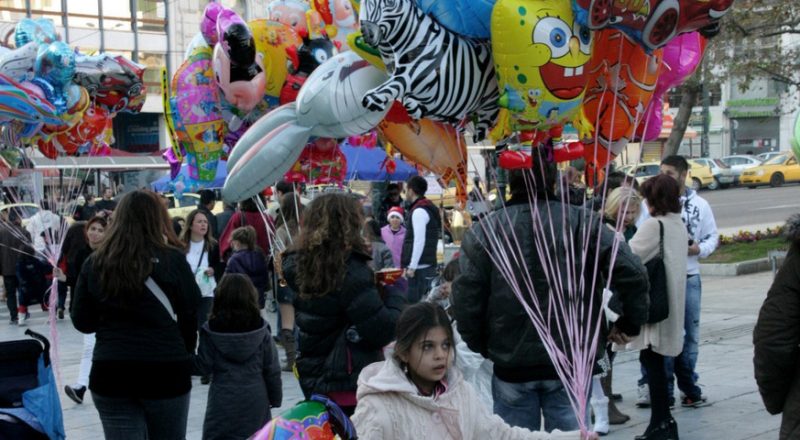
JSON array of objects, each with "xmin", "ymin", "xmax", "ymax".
[
  {"xmin": 756, "ymin": 152, "xmax": 783, "ymax": 162},
  {"xmin": 690, "ymin": 158, "xmax": 735, "ymax": 190},
  {"xmin": 720, "ymin": 155, "xmax": 763, "ymax": 183}
]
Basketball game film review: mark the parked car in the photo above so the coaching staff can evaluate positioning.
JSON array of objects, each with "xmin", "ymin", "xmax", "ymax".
[
  {"xmin": 690, "ymin": 158, "xmax": 735, "ymax": 190},
  {"xmin": 741, "ymin": 153, "xmax": 800, "ymax": 188},
  {"xmin": 755, "ymin": 152, "xmax": 783, "ymax": 162},
  {"xmin": 721, "ymin": 155, "xmax": 763, "ymax": 183},
  {"xmin": 0, "ymin": 203, "xmax": 40, "ymax": 226},
  {"xmin": 164, "ymin": 193, "xmax": 223, "ymax": 220},
  {"xmin": 625, "ymin": 162, "xmax": 699, "ymax": 189}
]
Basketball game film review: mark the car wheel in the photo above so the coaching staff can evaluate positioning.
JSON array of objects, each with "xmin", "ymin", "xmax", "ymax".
[
  {"xmin": 770, "ymin": 173, "xmax": 785, "ymax": 188},
  {"xmin": 588, "ymin": 0, "xmax": 613, "ymax": 28},
  {"xmin": 708, "ymin": 178, "xmax": 719, "ymax": 190},
  {"xmin": 642, "ymin": 0, "xmax": 679, "ymax": 50},
  {"xmin": 691, "ymin": 178, "xmax": 702, "ymax": 191},
  {"xmin": 747, "ymin": 185, "xmax": 757, "ymax": 189}
]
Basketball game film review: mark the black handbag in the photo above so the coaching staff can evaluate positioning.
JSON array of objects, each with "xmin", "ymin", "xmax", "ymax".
[{"xmin": 645, "ymin": 221, "xmax": 669, "ymax": 324}]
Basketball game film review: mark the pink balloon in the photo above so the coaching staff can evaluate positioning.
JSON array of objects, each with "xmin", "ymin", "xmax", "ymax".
[{"xmin": 637, "ymin": 32, "xmax": 705, "ymax": 141}]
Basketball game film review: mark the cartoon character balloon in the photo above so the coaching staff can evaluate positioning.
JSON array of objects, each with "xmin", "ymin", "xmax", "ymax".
[
  {"xmin": 581, "ymin": 29, "xmax": 663, "ymax": 186},
  {"xmin": 223, "ymin": 51, "xmax": 390, "ymax": 202},
  {"xmin": 284, "ymin": 137, "xmax": 348, "ymax": 185},
  {"xmin": 312, "ymin": 0, "xmax": 360, "ymax": 49},
  {"xmin": 250, "ymin": 19, "xmax": 304, "ymax": 99},
  {"xmin": 73, "ymin": 54, "xmax": 147, "ymax": 113},
  {"xmin": 492, "ymin": 0, "xmax": 592, "ymax": 132},
  {"xmin": 359, "ymin": 0, "xmax": 499, "ymax": 141},
  {"xmin": 281, "ymin": 32, "xmax": 340, "ymax": 104},
  {"xmin": 250, "ymin": 395, "xmax": 357, "ymax": 440},
  {"xmin": 269, "ymin": 0, "xmax": 312, "ymax": 34},
  {"xmin": 212, "ymin": 8, "xmax": 267, "ymax": 114},
  {"xmin": 415, "ymin": 0, "xmax": 495, "ymax": 39}
]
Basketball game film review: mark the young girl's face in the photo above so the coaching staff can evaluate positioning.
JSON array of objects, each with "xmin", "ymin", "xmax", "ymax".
[
  {"xmin": 231, "ymin": 239, "xmax": 242, "ymax": 251},
  {"xmin": 401, "ymin": 326, "xmax": 453, "ymax": 393},
  {"xmin": 86, "ymin": 223, "xmax": 105, "ymax": 248}
]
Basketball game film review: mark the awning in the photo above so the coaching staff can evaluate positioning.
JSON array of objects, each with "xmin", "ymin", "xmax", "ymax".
[{"xmin": 26, "ymin": 155, "xmax": 169, "ymax": 171}]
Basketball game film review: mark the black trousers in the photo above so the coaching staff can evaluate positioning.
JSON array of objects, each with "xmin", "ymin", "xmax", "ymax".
[
  {"xmin": 640, "ymin": 348, "xmax": 672, "ymax": 427},
  {"xmin": 3, "ymin": 275, "xmax": 18, "ymax": 321}
]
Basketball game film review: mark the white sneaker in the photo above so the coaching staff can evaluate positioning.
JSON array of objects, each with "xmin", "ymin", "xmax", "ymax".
[{"xmin": 636, "ymin": 384, "xmax": 651, "ymax": 408}]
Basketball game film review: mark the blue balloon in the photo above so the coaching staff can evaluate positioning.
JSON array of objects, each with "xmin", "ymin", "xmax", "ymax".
[
  {"xmin": 15, "ymin": 18, "xmax": 57, "ymax": 47},
  {"xmin": 414, "ymin": 0, "xmax": 495, "ymax": 39},
  {"xmin": 33, "ymin": 41, "xmax": 75, "ymax": 113}
]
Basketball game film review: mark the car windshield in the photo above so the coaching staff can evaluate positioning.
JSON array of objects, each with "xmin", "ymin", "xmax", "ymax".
[
  {"xmin": 763, "ymin": 155, "xmax": 787, "ymax": 165},
  {"xmin": 713, "ymin": 159, "xmax": 729, "ymax": 168}
]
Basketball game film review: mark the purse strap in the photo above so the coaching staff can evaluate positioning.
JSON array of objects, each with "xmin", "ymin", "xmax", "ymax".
[
  {"xmin": 145, "ymin": 277, "xmax": 177, "ymax": 322},
  {"xmin": 657, "ymin": 220, "xmax": 664, "ymax": 259}
]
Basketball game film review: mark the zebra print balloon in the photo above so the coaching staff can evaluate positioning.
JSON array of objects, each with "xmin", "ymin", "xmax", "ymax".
[{"xmin": 359, "ymin": 0, "xmax": 499, "ymax": 142}]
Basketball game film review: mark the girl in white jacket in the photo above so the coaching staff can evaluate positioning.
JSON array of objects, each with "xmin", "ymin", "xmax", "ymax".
[{"xmin": 351, "ymin": 302, "xmax": 595, "ymax": 440}]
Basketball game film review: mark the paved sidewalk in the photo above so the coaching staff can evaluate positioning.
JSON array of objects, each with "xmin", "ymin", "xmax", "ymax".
[{"xmin": 0, "ymin": 271, "xmax": 783, "ymax": 439}]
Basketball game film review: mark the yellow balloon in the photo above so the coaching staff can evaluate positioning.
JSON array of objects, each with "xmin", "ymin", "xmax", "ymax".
[
  {"xmin": 491, "ymin": 0, "xmax": 593, "ymax": 131},
  {"xmin": 249, "ymin": 19, "xmax": 303, "ymax": 99},
  {"xmin": 346, "ymin": 31, "xmax": 385, "ymax": 71}
]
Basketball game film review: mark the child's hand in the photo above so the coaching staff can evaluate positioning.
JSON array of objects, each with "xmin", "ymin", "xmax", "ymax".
[{"xmin": 204, "ymin": 268, "xmax": 214, "ymax": 277}]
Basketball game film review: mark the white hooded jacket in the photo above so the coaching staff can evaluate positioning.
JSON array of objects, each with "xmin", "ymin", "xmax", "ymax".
[{"xmin": 351, "ymin": 359, "xmax": 579, "ymax": 440}]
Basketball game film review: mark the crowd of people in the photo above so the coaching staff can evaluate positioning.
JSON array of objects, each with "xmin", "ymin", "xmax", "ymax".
[{"xmin": 5, "ymin": 151, "xmax": 800, "ymax": 440}]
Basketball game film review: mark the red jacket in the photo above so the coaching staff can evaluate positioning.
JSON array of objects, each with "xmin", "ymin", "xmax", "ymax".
[{"xmin": 218, "ymin": 211, "xmax": 275, "ymax": 260}]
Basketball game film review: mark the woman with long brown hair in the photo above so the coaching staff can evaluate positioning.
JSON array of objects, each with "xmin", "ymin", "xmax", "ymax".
[
  {"xmin": 282, "ymin": 192, "xmax": 405, "ymax": 415},
  {"xmin": 179, "ymin": 209, "xmax": 224, "ymax": 329},
  {"xmin": 71, "ymin": 190, "xmax": 201, "ymax": 439}
]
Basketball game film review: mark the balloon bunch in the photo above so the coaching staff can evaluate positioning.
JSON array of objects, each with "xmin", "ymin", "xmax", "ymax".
[{"xmin": 0, "ymin": 18, "xmax": 146, "ymax": 158}]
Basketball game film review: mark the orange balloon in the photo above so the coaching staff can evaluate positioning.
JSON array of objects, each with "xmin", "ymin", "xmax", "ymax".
[
  {"xmin": 581, "ymin": 29, "xmax": 663, "ymax": 186},
  {"xmin": 379, "ymin": 103, "xmax": 468, "ymax": 206}
]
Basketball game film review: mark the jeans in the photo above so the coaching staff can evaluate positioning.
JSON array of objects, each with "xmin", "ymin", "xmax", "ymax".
[
  {"xmin": 92, "ymin": 391, "xmax": 190, "ymax": 440},
  {"xmin": 638, "ymin": 275, "xmax": 703, "ymax": 399},
  {"xmin": 407, "ymin": 265, "xmax": 437, "ymax": 304},
  {"xmin": 4, "ymin": 275, "xmax": 18, "ymax": 321},
  {"xmin": 492, "ymin": 375, "xmax": 581, "ymax": 432}
]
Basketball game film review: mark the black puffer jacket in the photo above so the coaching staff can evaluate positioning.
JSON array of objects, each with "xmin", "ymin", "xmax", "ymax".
[
  {"xmin": 453, "ymin": 197, "xmax": 649, "ymax": 382},
  {"xmin": 283, "ymin": 250, "xmax": 405, "ymax": 397},
  {"xmin": 754, "ymin": 213, "xmax": 800, "ymax": 440}
]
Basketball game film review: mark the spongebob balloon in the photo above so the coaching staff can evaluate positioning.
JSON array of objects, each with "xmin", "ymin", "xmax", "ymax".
[{"xmin": 491, "ymin": 0, "xmax": 592, "ymax": 131}]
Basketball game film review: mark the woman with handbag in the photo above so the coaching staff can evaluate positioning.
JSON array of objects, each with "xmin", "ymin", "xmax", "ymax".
[
  {"xmin": 282, "ymin": 193, "xmax": 406, "ymax": 415},
  {"xmin": 71, "ymin": 190, "xmax": 201, "ymax": 439},
  {"xmin": 180, "ymin": 209, "xmax": 224, "ymax": 328},
  {"xmin": 612, "ymin": 175, "xmax": 688, "ymax": 440}
]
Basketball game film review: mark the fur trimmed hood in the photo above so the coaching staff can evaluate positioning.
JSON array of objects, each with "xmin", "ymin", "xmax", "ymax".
[{"xmin": 786, "ymin": 213, "xmax": 800, "ymax": 244}]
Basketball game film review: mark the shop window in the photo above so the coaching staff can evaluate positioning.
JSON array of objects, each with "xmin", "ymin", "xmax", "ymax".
[
  {"xmin": 0, "ymin": 0, "xmax": 28, "ymax": 22},
  {"xmin": 136, "ymin": 0, "xmax": 166, "ymax": 33},
  {"xmin": 102, "ymin": 0, "xmax": 132, "ymax": 31},
  {"xmin": 139, "ymin": 51, "xmax": 165, "ymax": 95}
]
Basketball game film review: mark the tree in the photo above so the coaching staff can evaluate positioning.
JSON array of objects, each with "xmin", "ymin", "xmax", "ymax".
[{"xmin": 663, "ymin": 1, "xmax": 800, "ymax": 157}]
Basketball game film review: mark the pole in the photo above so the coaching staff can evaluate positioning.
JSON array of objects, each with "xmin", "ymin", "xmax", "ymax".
[{"xmin": 701, "ymin": 58, "xmax": 710, "ymax": 158}]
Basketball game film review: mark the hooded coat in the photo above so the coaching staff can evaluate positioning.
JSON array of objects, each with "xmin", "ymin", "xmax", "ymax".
[
  {"xmin": 194, "ymin": 319, "xmax": 282, "ymax": 440},
  {"xmin": 754, "ymin": 213, "xmax": 800, "ymax": 440},
  {"xmin": 351, "ymin": 359, "xmax": 579, "ymax": 440}
]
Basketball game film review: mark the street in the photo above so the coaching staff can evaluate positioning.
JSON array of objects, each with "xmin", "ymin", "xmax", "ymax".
[{"xmin": 701, "ymin": 186, "xmax": 799, "ymax": 234}]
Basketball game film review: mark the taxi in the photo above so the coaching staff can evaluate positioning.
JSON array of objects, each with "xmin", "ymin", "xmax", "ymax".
[{"xmin": 741, "ymin": 153, "xmax": 800, "ymax": 188}]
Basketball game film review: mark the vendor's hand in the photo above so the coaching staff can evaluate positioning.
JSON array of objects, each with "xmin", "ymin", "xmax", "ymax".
[
  {"xmin": 608, "ymin": 326, "xmax": 632, "ymax": 345},
  {"xmin": 688, "ymin": 242, "xmax": 701, "ymax": 256},
  {"xmin": 405, "ymin": 268, "xmax": 415, "ymax": 278},
  {"xmin": 53, "ymin": 267, "xmax": 66, "ymax": 282},
  {"xmin": 204, "ymin": 267, "xmax": 214, "ymax": 277}
]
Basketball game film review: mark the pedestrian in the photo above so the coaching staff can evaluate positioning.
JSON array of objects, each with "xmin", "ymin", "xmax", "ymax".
[
  {"xmin": 197, "ymin": 189, "xmax": 219, "ymax": 239},
  {"xmin": 71, "ymin": 190, "xmax": 201, "ymax": 440},
  {"xmin": 402, "ymin": 175, "xmax": 441, "ymax": 303},
  {"xmin": 381, "ymin": 206, "xmax": 406, "ymax": 268},
  {"xmin": 73, "ymin": 193, "xmax": 98, "ymax": 221},
  {"xmin": 193, "ymin": 273, "xmax": 282, "ymax": 440},
  {"xmin": 282, "ymin": 193, "xmax": 406, "ymax": 415},
  {"xmin": 613, "ymin": 174, "xmax": 688, "ymax": 440},
  {"xmin": 453, "ymin": 156, "xmax": 649, "ymax": 433},
  {"xmin": 274, "ymin": 192, "xmax": 305, "ymax": 372},
  {"xmin": 94, "ymin": 187, "xmax": 117, "ymax": 212},
  {"xmin": 0, "ymin": 210, "xmax": 30, "ymax": 325},
  {"xmin": 376, "ymin": 183, "xmax": 404, "ymax": 228},
  {"xmin": 215, "ymin": 202, "xmax": 236, "ymax": 238},
  {"xmin": 637, "ymin": 156, "xmax": 718, "ymax": 409},
  {"xmin": 219, "ymin": 195, "xmax": 274, "ymax": 259},
  {"xmin": 753, "ymin": 213, "xmax": 800, "ymax": 440},
  {"xmin": 64, "ymin": 216, "xmax": 107, "ymax": 404},
  {"xmin": 365, "ymin": 219, "xmax": 394, "ymax": 271},
  {"xmin": 180, "ymin": 209, "xmax": 224, "ymax": 330},
  {"xmin": 351, "ymin": 302, "xmax": 592, "ymax": 440},
  {"xmin": 225, "ymin": 226, "xmax": 269, "ymax": 309}
]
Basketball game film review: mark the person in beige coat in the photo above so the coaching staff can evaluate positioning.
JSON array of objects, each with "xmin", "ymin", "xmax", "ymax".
[
  {"xmin": 352, "ymin": 302, "xmax": 595, "ymax": 440},
  {"xmin": 613, "ymin": 175, "xmax": 687, "ymax": 440}
]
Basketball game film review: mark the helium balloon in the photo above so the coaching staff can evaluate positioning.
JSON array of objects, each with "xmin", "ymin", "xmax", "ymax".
[
  {"xmin": 572, "ymin": 0, "xmax": 733, "ymax": 51},
  {"xmin": 359, "ymin": 0, "xmax": 499, "ymax": 141},
  {"xmin": 73, "ymin": 54, "xmax": 147, "ymax": 113},
  {"xmin": 223, "ymin": 51, "xmax": 389, "ymax": 202},
  {"xmin": 492, "ymin": 0, "xmax": 591, "ymax": 132},
  {"xmin": 251, "ymin": 395, "xmax": 356, "ymax": 440},
  {"xmin": 281, "ymin": 33, "xmax": 339, "ymax": 105},
  {"xmin": 31, "ymin": 41, "xmax": 75, "ymax": 114},
  {"xmin": 201, "ymin": 2, "xmax": 225, "ymax": 46},
  {"xmin": 0, "ymin": 73, "xmax": 61, "ymax": 128},
  {"xmin": 14, "ymin": 18, "xmax": 57, "ymax": 47},
  {"xmin": 312, "ymin": 0, "xmax": 360, "ymax": 49},
  {"xmin": 269, "ymin": 0, "xmax": 312, "ymax": 35},
  {"xmin": 284, "ymin": 137, "xmax": 348, "ymax": 185},
  {"xmin": 0, "ymin": 42, "xmax": 37, "ymax": 82},
  {"xmin": 250, "ymin": 19, "xmax": 304, "ymax": 99},
  {"xmin": 415, "ymin": 0, "xmax": 495, "ymax": 39},
  {"xmin": 636, "ymin": 32, "xmax": 705, "ymax": 141},
  {"xmin": 581, "ymin": 29, "xmax": 663, "ymax": 186}
]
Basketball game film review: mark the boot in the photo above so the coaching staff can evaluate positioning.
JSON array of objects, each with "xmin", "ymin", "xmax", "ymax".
[
  {"xmin": 280, "ymin": 329, "xmax": 296, "ymax": 372},
  {"xmin": 590, "ymin": 394, "xmax": 610, "ymax": 436},
  {"xmin": 602, "ymin": 368, "xmax": 630, "ymax": 425}
]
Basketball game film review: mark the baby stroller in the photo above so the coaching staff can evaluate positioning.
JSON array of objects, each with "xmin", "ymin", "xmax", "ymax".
[{"xmin": 0, "ymin": 330, "xmax": 65, "ymax": 440}]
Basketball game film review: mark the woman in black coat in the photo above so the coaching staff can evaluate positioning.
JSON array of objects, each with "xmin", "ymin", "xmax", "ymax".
[
  {"xmin": 282, "ymin": 193, "xmax": 405, "ymax": 415},
  {"xmin": 754, "ymin": 213, "xmax": 800, "ymax": 440}
]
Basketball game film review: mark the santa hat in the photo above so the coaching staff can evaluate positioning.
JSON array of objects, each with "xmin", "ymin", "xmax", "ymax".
[{"xmin": 387, "ymin": 206, "xmax": 404, "ymax": 221}]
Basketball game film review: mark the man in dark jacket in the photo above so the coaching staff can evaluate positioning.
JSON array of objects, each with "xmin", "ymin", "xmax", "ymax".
[
  {"xmin": 376, "ymin": 183, "xmax": 404, "ymax": 228},
  {"xmin": 452, "ymin": 155, "xmax": 649, "ymax": 432},
  {"xmin": 0, "ymin": 211, "xmax": 30, "ymax": 324},
  {"xmin": 754, "ymin": 213, "xmax": 800, "ymax": 440},
  {"xmin": 401, "ymin": 176, "xmax": 441, "ymax": 303},
  {"xmin": 197, "ymin": 189, "xmax": 218, "ymax": 238}
]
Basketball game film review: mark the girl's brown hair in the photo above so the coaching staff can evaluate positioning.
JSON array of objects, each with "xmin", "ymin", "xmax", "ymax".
[
  {"xmin": 290, "ymin": 193, "xmax": 370, "ymax": 298},
  {"xmin": 230, "ymin": 225, "xmax": 257, "ymax": 251},
  {"xmin": 92, "ymin": 190, "xmax": 181, "ymax": 299},
  {"xmin": 179, "ymin": 209, "xmax": 218, "ymax": 252},
  {"xmin": 393, "ymin": 302, "xmax": 455, "ymax": 370},
  {"xmin": 210, "ymin": 274, "xmax": 262, "ymax": 331}
]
